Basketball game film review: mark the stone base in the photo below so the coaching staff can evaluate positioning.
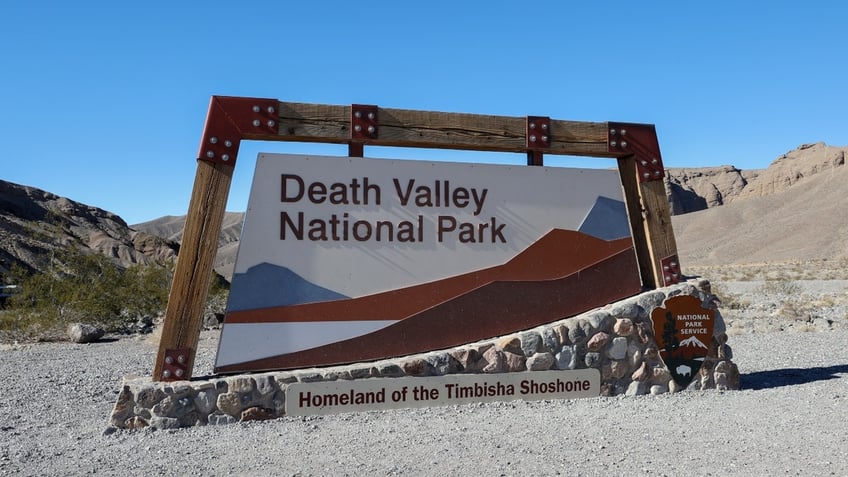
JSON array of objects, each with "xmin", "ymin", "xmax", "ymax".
[{"xmin": 108, "ymin": 280, "xmax": 738, "ymax": 431}]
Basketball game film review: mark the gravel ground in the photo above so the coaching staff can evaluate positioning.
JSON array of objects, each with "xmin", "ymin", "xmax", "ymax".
[{"xmin": 1, "ymin": 313, "xmax": 847, "ymax": 475}]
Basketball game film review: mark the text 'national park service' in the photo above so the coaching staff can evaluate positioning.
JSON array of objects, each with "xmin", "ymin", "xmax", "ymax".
[{"xmin": 279, "ymin": 174, "xmax": 507, "ymax": 244}]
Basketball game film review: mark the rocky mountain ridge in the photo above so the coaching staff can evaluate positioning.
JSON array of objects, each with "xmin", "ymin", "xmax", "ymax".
[
  {"xmin": 666, "ymin": 142, "xmax": 845, "ymax": 214},
  {"xmin": 0, "ymin": 179, "xmax": 179, "ymax": 277}
]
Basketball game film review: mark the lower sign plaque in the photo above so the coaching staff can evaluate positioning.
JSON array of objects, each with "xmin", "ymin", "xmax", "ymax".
[
  {"xmin": 651, "ymin": 295, "xmax": 715, "ymax": 388},
  {"xmin": 286, "ymin": 369, "xmax": 600, "ymax": 416}
]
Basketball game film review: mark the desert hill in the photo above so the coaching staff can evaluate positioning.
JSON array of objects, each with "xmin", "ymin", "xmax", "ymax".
[
  {"xmin": 0, "ymin": 179, "xmax": 179, "ymax": 277},
  {"xmin": 132, "ymin": 212, "xmax": 244, "ymax": 281},
  {"xmin": 671, "ymin": 156, "xmax": 848, "ymax": 266},
  {"xmin": 666, "ymin": 142, "xmax": 846, "ymax": 214}
]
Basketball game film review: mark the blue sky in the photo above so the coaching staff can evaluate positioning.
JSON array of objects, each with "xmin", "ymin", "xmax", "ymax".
[{"xmin": 2, "ymin": 2, "xmax": 845, "ymax": 225}]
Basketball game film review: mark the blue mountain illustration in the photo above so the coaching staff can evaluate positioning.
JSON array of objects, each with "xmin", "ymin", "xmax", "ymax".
[
  {"xmin": 577, "ymin": 196, "xmax": 631, "ymax": 241},
  {"xmin": 227, "ymin": 262, "xmax": 349, "ymax": 312}
]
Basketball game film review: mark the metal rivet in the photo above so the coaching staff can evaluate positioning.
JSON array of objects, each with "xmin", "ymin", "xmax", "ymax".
[
  {"xmin": 643, "ymin": 172, "xmax": 651, "ymax": 179},
  {"xmin": 163, "ymin": 370, "xmax": 171, "ymax": 378},
  {"xmin": 654, "ymin": 171, "xmax": 662, "ymax": 176},
  {"xmin": 177, "ymin": 355, "xmax": 186, "ymax": 364},
  {"xmin": 621, "ymin": 129, "xmax": 627, "ymax": 136},
  {"xmin": 354, "ymin": 125, "xmax": 362, "ymax": 132},
  {"xmin": 529, "ymin": 135, "xmax": 537, "ymax": 142},
  {"xmin": 641, "ymin": 160, "xmax": 648, "ymax": 166},
  {"xmin": 610, "ymin": 140, "xmax": 617, "ymax": 147},
  {"xmin": 671, "ymin": 262, "xmax": 678, "ymax": 267},
  {"xmin": 354, "ymin": 111, "xmax": 362, "ymax": 118},
  {"xmin": 664, "ymin": 265, "xmax": 670, "ymax": 271},
  {"xmin": 529, "ymin": 123, "xmax": 536, "ymax": 129},
  {"xmin": 652, "ymin": 158, "xmax": 658, "ymax": 164},
  {"xmin": 175, "ymin": 369, "xmax": 184, "ymax": 378},
  {"xmin": 165, "ymin": 356, "xmax": 174, "ymax": 364},
  {"xmin": 206, "ymin": 151, "xmax": 215, "ymax": 158},
  {"xmin": 672, "ymin": 273, "xmax": 679, "ymax": 278},
  {"xmin": 541, "ymin": 123, "xmax": 548, "ymax": 130},
  {"xmin": 224, "ymin": 140, "xmax": 232, "ymax": 148},
  {"xmin": 252, "ymin": 119, "xmax": 261, "ymax": 127},
  {"xmin": 610, "ymin": 129, "xmax": 616, "ymax": 135},
  {"xmin": 267, "ymin": 106, "xmax": 275, "ymax": 114},
  {"xmin": 621, "ymin": 141, "xmax": 628, "ymax": 148},
  {"xmin": 665, "ymin": 275, "xmax": 672, "ymax": 282},
  {"xmin": 267, "ymin": 120, "xmax": 276, "ymax": 128},
  {"xmin": 209, "ymin": 137, "xmax": 218, "ymax": 144},
  {"xmin": 222, "ymin": 154, "xmax": 230, "ymax": 162},
  {"xmin": 541, "ymin": 135, "xmax": 548, "ymax": 143},
  {"xmin": 367, "ymin": 125, "xmax": 375, "ymax": 134},
  {"xmin": 252, "ymin": 105, "xmax": 260, "ymax": 113},
  {"xmin": 367, "ymin": 112, "xmax": 375, "ymax": 120}
]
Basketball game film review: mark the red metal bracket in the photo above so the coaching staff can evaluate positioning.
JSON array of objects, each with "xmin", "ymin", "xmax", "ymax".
[
  {"xmin": 349, "ymin": 104, "xmax": 378, "ymax": 157},
  {"xmin": 351, "ymin": 104, "xmax": 378, "ymax": 140},
  {"xmin": 197, "ymin": 96, "xmax": 279, "ymax": 166},
  {"xmin": 608, "ymin": 122, "xmax": 665, "ymax": 182},
  {"xmin": 161, "ymin": 348, "xmax": 191, "ymax": 381},
  {"xmin": 660, "ymin": 254, "xmax": 682, "ymax": 286},
  {"xmin": 526, "ymin": 116, "xmax": 550, "ymax": 166}
]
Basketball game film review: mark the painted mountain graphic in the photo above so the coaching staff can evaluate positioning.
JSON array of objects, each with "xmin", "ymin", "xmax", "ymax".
[
  {"xmin": 216, "ymin": 229, "xmax": 642, "ymax": 373},
  {"xmin": 671, "ymin": 337, "xmax": 712, "ymax": 361},
  {"xmin": 227, "ymin": 262, "xmax": 349, "ymax": 312},
  {"xmin": 578, "ymin": 196, "xmax": 630, "ymax": 241},
  {"xmin": 679, "ymin": 336, "xmax": 708, "ymax": 349}
]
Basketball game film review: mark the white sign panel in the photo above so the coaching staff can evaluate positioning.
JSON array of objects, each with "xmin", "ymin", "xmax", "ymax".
[{"xmin": 215, "ymin": 154, "xmax": 640, "ymax": 373}]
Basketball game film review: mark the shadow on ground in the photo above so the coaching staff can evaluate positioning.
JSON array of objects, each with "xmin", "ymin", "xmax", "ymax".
[{"xmin": 742, "ymin": 364, "xmax": 848, "ymax": 390}]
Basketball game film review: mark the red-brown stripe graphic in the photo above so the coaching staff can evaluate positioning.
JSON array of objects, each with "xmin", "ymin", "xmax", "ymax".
[
  {"xmin": 216, "ymin": 230, "xmax": 642, "ymax": 373},
  {"xmin": 225, "ymin": 230, "xmax": 634, "ymax": 324}
]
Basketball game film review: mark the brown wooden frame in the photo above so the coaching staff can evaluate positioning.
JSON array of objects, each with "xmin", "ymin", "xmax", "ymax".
[{"xmin": 153, "ymin": 96, "xmax": 680, "ymax": 381}]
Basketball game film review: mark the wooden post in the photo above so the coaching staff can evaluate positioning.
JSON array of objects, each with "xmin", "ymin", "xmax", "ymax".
[
  {"xmin": 153, "ymin": 160, "xmax": 233, "ymax": 381},
  {"xmin": 611, "ymin": 123, "xmax": 679, "ymax": 289}
]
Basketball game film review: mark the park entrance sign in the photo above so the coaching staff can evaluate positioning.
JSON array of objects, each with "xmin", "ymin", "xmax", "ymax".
[
  {"xmin": 153, "ymin": 97, "xmax": 682, "ymax": 382},
  {"xmin": 214, "ymin": 154, "xmax": 642, "ymax": 372}
]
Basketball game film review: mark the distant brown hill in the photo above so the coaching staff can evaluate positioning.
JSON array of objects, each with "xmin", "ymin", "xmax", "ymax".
[
  {"xmin": 672, "ymin": 153, "xmax": 848, "ymax": 266},
  {"xmin": 132, "ymin": 212, "xmax": 244, "ymax": 281},
  {"xmin": 0, "ymin": 179, "xmax": 178, "ymax": 277},
  {"xmin": 666, "ymin": 142, "xmax": 846, "ymax": 214}
]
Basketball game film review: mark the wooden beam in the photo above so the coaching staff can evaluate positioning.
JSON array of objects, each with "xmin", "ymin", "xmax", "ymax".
[
  {"xmin": 639, "ymin": 178, "xmax": 679, "ymax": 286},
  {"xmin": 153, "ymin": 160, "xmax": 233, "ymax": 381},
  {"xmin": 617, "ymin": 157, "xmax": 679, "ymax": 289},
  {"xmin": 617, "ymin": 156, "xmax": 655, "ymax": 288},
  {"xmin": 276, "ymin": 102, "xmax": 612, "ymax": 157}
]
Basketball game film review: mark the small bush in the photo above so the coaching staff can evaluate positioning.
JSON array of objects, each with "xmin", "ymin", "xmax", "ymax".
[{"xmin": 0, "ymin": 248, "xmax": 175, "ymax": 341}]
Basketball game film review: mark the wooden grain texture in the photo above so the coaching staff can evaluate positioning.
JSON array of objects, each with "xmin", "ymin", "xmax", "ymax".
[
  {"xmin": 276, "ymin": 102, "xmax": 611, "ymax": 156},
  {"xmin": 153, "ymin": 160, "xmax": 233, "ymax": 380},
  {"xmin": 639, "ymin": 178, "xmax": 679, "ymax": 286},
  {"xmin": 617, "ymin": 156, "xmax": 679, "ymax": 288}
]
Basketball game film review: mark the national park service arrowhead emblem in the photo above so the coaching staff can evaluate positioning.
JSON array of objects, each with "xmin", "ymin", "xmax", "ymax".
[{"xmin": 651, "ymin": 295, "xmax": 715, "ymax": 388}]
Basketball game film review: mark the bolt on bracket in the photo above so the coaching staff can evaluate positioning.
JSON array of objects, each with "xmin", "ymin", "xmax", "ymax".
[
  {"xmin": 351, "ymin": 104, "xmax": 379, "ymax": 141},
  {"xmin": 608, "ymin": 122, "xmax": 665, "ymax": 183},
  {"xmin": 526, "ymin": 116, "xmax": 550, "ymax": 166},
  {"xmin": 161, "ymin": 348, "xmax": 191, "ymax": 382},
  {"xmin": 661, "ymin": 254, "xmax": 682, "ymax": 286},
  {"xmin": 197, "ymin": 96, "xmax": 278, "ymax": 167}
]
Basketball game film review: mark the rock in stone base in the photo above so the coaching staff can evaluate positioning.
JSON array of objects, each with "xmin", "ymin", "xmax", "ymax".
[
  {"xmin": 240, "ymin": 407, "xmax": 275, "ymax": 422},
  {"xmin": 67, "ymin": 323, "xmax": 105, "ymax": 343}
]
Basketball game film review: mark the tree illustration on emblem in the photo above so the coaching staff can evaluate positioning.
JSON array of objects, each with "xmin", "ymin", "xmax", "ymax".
[{"xmin": 661, "ymin": 311, "xmax": 679, "ymax": 354}]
